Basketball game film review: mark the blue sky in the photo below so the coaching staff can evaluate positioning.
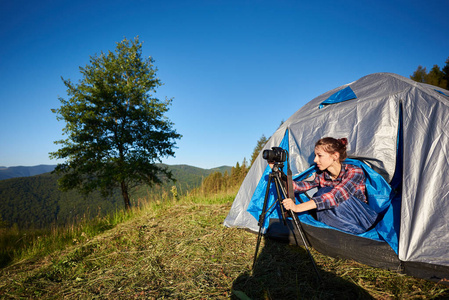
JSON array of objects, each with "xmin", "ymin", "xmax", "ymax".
[{"xmin": 1, "ymin": 0, "xmax": 448, "ymax": 169}]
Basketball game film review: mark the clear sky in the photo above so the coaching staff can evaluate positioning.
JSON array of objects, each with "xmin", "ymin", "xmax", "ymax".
[{"xmin": 1, "ymin": 0, "xmax": 448, "ymax": 169}]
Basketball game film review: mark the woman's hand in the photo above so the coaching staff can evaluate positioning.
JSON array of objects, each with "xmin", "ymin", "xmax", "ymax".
[
  {"xmin": 282, "ymin": 198, "xmax": 298, "ymax": 212},
  {"xmin": 283, "ymin": 198, "xmax": 318, "ymax": 213}
]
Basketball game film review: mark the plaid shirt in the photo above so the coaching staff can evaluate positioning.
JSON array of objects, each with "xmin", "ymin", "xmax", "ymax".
[{"xmin": 293, "ymin": 163, "xmax": 367, "ymax": 210}]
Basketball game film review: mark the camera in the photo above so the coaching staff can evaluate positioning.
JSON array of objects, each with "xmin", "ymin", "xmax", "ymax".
[{"xmin": 262, "ymin": 147, "xmax": 287, "ymax": 163}]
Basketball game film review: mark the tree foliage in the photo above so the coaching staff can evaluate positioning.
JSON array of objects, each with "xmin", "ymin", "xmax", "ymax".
[
  {"xmin": 410, "ymin": 56, "xmax": 449, "ymax": 90},
  {"xmin": 50, "ymin": 37, "xmax": 181, "ymax": 209},
  {"xmin": 250, "ymin": 134, "xmax": 268, "ymax": 166},
  {"xmin": 200, "ymin": 161, "xmax": 248, "ymax": 194}
]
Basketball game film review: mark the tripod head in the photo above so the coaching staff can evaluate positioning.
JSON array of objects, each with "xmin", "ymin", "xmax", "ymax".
[
  {"xmin": 269, "ymin": 161, "xmax": 288, "ymax": 183},
  {"xmin": 271, "ymin": 162, "xmax": 284, "ymax": 173}
]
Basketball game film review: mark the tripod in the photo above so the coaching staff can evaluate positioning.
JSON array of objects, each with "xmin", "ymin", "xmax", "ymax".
[{"xmin": 252, "ymin": 162, "xmax": 321, "ymax": 281}]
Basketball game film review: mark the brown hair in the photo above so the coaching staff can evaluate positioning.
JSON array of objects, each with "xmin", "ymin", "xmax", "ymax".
[{"xmin": 315, "ymin": 137, "xmax": 348, "ymax": 162}]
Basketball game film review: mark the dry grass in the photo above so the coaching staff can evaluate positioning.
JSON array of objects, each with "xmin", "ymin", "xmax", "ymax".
[{"xmin": 0, "ymin": 192, "xmax": 448, "ymax": 299}]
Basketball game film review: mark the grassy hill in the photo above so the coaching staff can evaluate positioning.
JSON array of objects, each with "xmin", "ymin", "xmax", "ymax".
[
  {"xmin": 0, "ymin": 192, "xmax": 448, "ymax": 299},
  {"xmin": 0, "ymin": 164, "xmax": 231, "ymax": 229}
]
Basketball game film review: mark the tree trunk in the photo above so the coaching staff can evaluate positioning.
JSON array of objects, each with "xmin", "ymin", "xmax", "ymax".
[{"xmin": 121, "ymin": 181, "xmax": 131, "ymax": 210}]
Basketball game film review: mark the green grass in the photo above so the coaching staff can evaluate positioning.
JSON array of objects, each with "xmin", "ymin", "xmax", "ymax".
[{"xmin": 1, "ymin": 191, "xmax": 448, "ymax": 299}]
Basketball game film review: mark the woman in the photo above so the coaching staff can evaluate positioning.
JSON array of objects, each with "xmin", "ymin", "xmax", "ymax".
[{"xmin": 281, "ymin": 137, "xmax": 378, "ymax": 234}]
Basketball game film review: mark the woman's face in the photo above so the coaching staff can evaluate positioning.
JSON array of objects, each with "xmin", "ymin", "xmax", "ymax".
[{"xmin": 314, "ymin": 146, "xmax": 338, "ymax": 171}]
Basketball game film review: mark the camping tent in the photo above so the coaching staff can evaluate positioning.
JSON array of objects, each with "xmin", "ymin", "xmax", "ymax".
[{"xmin": 224, "ymin": 73, "xmax": 449, "ymax": 282}]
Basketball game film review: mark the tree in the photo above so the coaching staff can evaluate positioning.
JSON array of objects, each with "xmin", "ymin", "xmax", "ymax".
[
  {"xmin": 50, "ymin": 37, "xmax": 181, "ymax": 210},
  {"xmin": 202, "ymin": 172, "xmax": 223, "ymax": 193},
  {"xmin": 250, "ymin": 134, "xmax": 268, "ymax": 166},
  {"xmin": 410, "ymin": 65, "xmax": 427, "ymax": 83},
  {"xmin": 230, "ymin": 162, "xmax": 241, "ymax": 186},
  {"xmin": 410, "ymin": 56, "xmax": 449, "ymax": 89},
  {"xmin": 442, "ymin": 57, "xmax": 449, "ymax": 90},
  {"xmin": 427, "ymin": 65, "xmax": 447, "ymax": 88}
]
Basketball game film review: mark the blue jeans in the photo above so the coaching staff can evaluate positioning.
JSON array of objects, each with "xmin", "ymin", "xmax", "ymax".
[{"xmin": 314, "ymin": 187, "xmax": 378, "ymax": 234}]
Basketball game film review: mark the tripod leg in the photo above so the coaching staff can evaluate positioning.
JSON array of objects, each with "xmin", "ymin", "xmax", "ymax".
[
  {"xmin": 273, "ymin": 176, "xmax": 287, "ymax": 225},
  {"xmin": 252, "ymin": 223, "xmax": 264, "ymax": 270},
  {"xmin": 252, "ymin": 174, "xmax": 275, "ymax": 271},
  {"xmin": 288, "ymin": 210, "xmax": 321, "ymax": 282},
  {"xmin": 274, "ymin": 175, "xmax": 321, "ymax": 282}
]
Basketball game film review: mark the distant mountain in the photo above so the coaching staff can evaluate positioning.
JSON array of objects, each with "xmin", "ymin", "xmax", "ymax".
[
  {"xmin": 0, "ymin": 165, "xmax": 57, "ymax": 180},
  {"xmin": 0, "ymin": 164, "xmax": 232, "ymax": 229}
]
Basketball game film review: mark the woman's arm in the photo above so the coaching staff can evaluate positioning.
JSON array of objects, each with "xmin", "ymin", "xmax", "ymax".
[
  {"xmin": 313, "ymin": 166, "xmax": 365, "ymax": 210},
  {"xmin": 292, "ymin": 177, "xmax": 319, "ymax": 193}
]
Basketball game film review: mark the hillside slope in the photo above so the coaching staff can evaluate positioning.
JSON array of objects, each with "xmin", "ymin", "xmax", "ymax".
[
  {"xmin": 0, "ymin": 195, "xmax": 447, "ymax": 299},
  {"xmin": 0, "ymin": 164, "xmax": 231, "ymax": 228}
]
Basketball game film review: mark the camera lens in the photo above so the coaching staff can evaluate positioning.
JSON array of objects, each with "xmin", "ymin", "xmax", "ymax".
[{"xmin": 263, "ymin": 147, "xmax": 286, "ymax": 162}]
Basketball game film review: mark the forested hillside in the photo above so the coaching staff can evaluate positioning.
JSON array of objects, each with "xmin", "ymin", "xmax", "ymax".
[{"xmin": 0, "ymin": 164, "xmax": 231, "ymax": 229}]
